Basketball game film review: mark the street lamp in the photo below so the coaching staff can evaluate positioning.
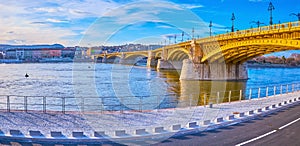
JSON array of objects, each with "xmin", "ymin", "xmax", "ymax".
[
  {"xmin": 268, "ymin": 2, "xmax": 275, "ymax": 25},
  {"xmin": 250, "ymin": 21, "xmax": 265, "ymax": 28},
  {"xmin": 192, "ymin": 27, "xmax": 195, "ymax": 39},
  {"xmin": 181, "ymin": 31, "xmax": 184, "ymax": 42},
  {"xmin": 290, "ymin": 13, "xmax": 300, "ymax": 21},
  {"xmin": 209, "ymin": 21, "xmax": 213, "ymax": 36},
  {"xmin": 231, "ymin": 13, "xmax": 235, "ymax": 32}
]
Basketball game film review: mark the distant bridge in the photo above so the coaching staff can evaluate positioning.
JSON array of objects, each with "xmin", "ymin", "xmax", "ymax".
[{"xmin": 92, "ymin": 21, "xmax": 300, "ymax": 80}]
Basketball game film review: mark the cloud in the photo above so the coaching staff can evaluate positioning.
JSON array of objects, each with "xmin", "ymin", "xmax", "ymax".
[
  {"xmin": 46, "ymin": 18, "xmax": 69, "ymax": 23},
  {"xmin": 182, "ymin": 4, "xmax": 204, "ymax": 9}
]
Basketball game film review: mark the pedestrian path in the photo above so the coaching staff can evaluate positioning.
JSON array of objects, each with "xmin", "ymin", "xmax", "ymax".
[{"xmin": 0, "ymin": 91, "xmax": 299, "ymax": 144}]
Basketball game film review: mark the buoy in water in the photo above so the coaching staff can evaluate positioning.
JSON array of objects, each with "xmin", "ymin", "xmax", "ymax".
[{"xmin": 25, "ymin": 73, "xmax": 29, "ymax": 78}]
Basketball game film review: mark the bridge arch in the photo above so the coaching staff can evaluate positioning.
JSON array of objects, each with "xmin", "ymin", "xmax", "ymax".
[
  {"xmin": 167, "ymin": 48, "xmax": 191, "ymax": 61},
  {"xmin": 124, "ymin": 53, "xmax": 148, "ymax": 60},
  {"xmin": 202, "ymin": 39, "xmax": 300, "ymax": 63}
]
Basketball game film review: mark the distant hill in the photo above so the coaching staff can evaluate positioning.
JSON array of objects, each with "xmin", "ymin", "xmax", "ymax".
[
  {"xmin": 265, "ymin": 50, "xmax": 300, "ymax": 57},
  {"xmin": 0, "ymin": 44, "xmax": 64, "ymax": 51}
]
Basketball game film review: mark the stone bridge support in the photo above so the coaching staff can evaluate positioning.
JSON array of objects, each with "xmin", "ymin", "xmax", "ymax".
[
  {"xmin": 147, "ymin": 51, "xmax": 158, "ymax": 68},
  {"xmin": 180, "ymin": 59, "xmax": 248, "ymax": 80}
]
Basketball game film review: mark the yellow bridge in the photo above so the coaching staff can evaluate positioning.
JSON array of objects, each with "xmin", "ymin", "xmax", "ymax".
[{"xmin": 92, "ymin": 21, "xmax": 300, "ymax": 80}]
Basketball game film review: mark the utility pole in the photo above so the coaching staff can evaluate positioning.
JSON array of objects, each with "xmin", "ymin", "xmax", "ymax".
[
  {"xmin": 209, "ymin": 21, "xmax": 213, "ymax": 36},
  {"xmin": 231, "ymin": 13, "xmax": 235, "ymax": 32},
  {"xmin": 290, "ymin": 13, "xmax": 300, "ymax": 21},
  {"xmin": 268, "ymin": 2, "xmax": 275, "ymax": 25}
]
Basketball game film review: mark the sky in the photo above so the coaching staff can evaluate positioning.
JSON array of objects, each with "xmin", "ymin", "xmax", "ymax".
[{"xmin": 0, "ymin": 0, "xmax": 300, "ymax": 47}]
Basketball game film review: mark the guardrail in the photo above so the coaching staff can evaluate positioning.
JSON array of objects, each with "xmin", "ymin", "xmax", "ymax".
[{"xmin": 0, "ymin": 83, "xmax": 299, "ymax": 113}]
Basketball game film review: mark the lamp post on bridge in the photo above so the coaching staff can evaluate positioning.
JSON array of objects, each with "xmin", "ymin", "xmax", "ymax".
[
  {"xmin": 231, "ymin": 13, "xmax": 235, "ymax": 32},
  {"xmin": 268, "ymin": 2, "xmax": 275, "ymax": 25},
  {"xmin": 174, "ymin": 34, "xmax": 177, "ymax": 44},
  {"xmin": 192, "ymin": 27, "xmax": 195, "ymax": 39},
  {"xmin": 209, "ymin": 20, "xmax": 213, "ymax": 36},
  {"xmin": 290, "ymin": 13, "xmax": 300, "ymax": 21}
]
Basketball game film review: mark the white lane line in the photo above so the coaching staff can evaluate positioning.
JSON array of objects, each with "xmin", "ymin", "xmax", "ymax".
[
  {"xmin": 235, "ymin": 130, "xmax": 277, "ymax": 146},
  {"xmin": 278, "ymin": 117, "xmax": 300, "ymax": 130},
  {"xmin": 236, "ymin": 117, "xmax": 300, "ymax": 146}
]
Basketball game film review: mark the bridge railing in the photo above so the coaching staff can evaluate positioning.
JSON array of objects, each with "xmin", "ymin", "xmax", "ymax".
[
  {"xmin": 200, "ymin": 21, "xmax": 300, "ymax": 42},
  {"xmin": 0, "ymin": 82, "xmax": 299, "ymax": 113}
]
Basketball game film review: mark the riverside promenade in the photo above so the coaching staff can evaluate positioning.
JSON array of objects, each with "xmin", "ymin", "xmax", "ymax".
[{"xmin": 0, "ymin": 91, "xmax": 299, "ymax": 145}]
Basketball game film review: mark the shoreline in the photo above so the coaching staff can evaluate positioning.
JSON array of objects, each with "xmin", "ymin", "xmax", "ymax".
[{"xmin": 247, "ymin": 63, "xmax": 300, "ymax": 68}]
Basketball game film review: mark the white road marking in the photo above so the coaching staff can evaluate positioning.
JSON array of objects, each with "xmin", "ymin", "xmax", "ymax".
[
  {"xmin": 278, "ymin": 117, "xmax": 300, "ymax": 130},
  {"xmin": 236, "ymin": 117, "xmax": 300, "ymax": 146},
  {"xmin": 236, "ymin": 130, "xmax": 277, "ymax": 146}
]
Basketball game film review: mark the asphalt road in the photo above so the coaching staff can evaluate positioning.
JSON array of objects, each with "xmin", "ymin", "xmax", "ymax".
[{"xmin": 154, "ymin": 101, "xmax": 300, "ymax": 146}]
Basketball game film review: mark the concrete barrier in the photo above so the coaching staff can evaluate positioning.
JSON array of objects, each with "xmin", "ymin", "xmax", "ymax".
[
  {"xmin": 294, "ymin": 98, "xmax": 297, "ymax": 101},
  {"xmin": 50, "ymin": 131, "xmax": 63, "ymax": 137},
  {"xmin": 135, "ymin": 129, "xmax": 146, "ymax": 135},
  {"xmin": 29, "ymin": 131, "xmax": 43, "ymax": 137},
  {"xmin": 172, "ymin": 124, "xmax": 181, "ymax": 131},
  {"xmin": 94, "ymin": 131, "xmax": 105, "ymax": 137},
  {"xmin": 238, "ymin": 112, "xmax": 245, "ymax": 117},
  {"xmin": 154, "ymin": 127, "xmax": 164, "ymax": 133},
  {"xmin": 264, "ymin": 106, "xmax": 269, "ymax": 111},
  {"xmin": 247, "ymin": 110, "xmax": 254, "ymax": 115},
  {"xmin": 202, "ymin": 120, "xmax": 211, "ymax": 125},
  {"xmin": 214, "ymin": 117, "xmax": 223, "ymax": 123},
  {"xmin": 284, "ymin": 101, "xmax": 287, "ymax": 104},
  {"xmin": 72, "ymin": 132, "xmax": 84, "ymax": 137},
  {"xmin": 289, "ymin": 99, "xmax": 293, "ymax": 103},
  {"xmin": 115, "ymin": 130, "xmax": 126, "ymax": 137},
  {"xmin": 226, "ymin": 115, "xmax": 235, "ymax": 120},
  {"xmin": 278, "ymin": 103, "xmax": 282, "ymax": 106},
  {"xmin": 10, "ymin": 130, "xmax": 22, "ymax": 136},
  {"xmin": 271, "ymin": 104, "xmax": 276, "ymax": 108},
  {"xmin": 256, "ymin": 109, "xmax": 262, "ymax": 113},
  {"xmin": 188, "ymin": 122, "xmax": 198, "ymax": 128}
]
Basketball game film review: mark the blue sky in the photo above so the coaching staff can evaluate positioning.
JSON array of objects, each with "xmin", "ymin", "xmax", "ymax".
[{"xmin": 0, "ymin": 0, "xmax": 299, "ymax": 47}]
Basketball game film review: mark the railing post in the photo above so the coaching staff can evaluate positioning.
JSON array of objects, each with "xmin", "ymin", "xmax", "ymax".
[
  {"xmin": 204, "ymin": 94, "xmax": 206, "ymax": 107},
  {"xmin": 62, "ymin": 97, "xmax": 65, "ymax": 114},
  {"xmin": 280, "ymin": 85, "xmax": 282, "ymax": 95},
  {"xmin": 24, "ymin": 96, "xmax": 27, "ymax": 112},
  {"xmin": 273, "ymin": 86, "xmax": 276, "ymax": 96},
  {"xmin": 266, "ymin": 87, "xmax": 268, "ymax": 97},
  {"xmin": 217, "ymin": 92, "xmax": 220, "ymax": 104},
  {"xmin": 258, "ymin": 88, "xmax": 261, "ymax": 98},
  {"xmin": 43, "ymin": 96, "xmax": 46, "ymax": 113},
  {"xmin": 249, "ymin": 88, "xmax": 252, "ymax": 100},
  {"xmin": 7, "ymin": 96, "xmax": 10, "ymax": 112},
  {"xmin": 239, "ymin": 90, "xmax": 242, "ymax": 101},
  {"xmin": 228, "ymin": 91, "xmax": 231, "ymax": 103},
  {"xmin": 292, "ymin": 84, "xmax": 294, "ymax": 92},
  {"xmin": 286, "ymin": 84, "xmax": 289, "ymax": 93}
]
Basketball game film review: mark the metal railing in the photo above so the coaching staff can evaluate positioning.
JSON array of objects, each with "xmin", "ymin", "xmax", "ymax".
[{"xmin": 0, "ymin": 83, "xmax": 299, "ymax": 114}]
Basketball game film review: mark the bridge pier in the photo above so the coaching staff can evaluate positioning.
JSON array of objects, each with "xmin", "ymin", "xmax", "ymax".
[
  {"xmin": 146, "ymin": 58, "xmax": 157, "ymax": 68},
  {"xmin": 180, "ymin": 59, "xmax": 248, "ymax": 80},
  {"xmin": 156, "ymin": 59, "xmax": 183, "ymax": 70}
]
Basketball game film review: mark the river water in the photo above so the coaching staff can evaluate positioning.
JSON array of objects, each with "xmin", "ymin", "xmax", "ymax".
[{"xmin": 0, "ymin": 63, "xmax": 299, "ymax": 111}]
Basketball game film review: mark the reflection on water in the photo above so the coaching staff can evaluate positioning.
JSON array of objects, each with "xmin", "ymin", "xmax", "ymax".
[{"xmin": 157, "ymin": 70, "xmax": 246, "ymax": 106}]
